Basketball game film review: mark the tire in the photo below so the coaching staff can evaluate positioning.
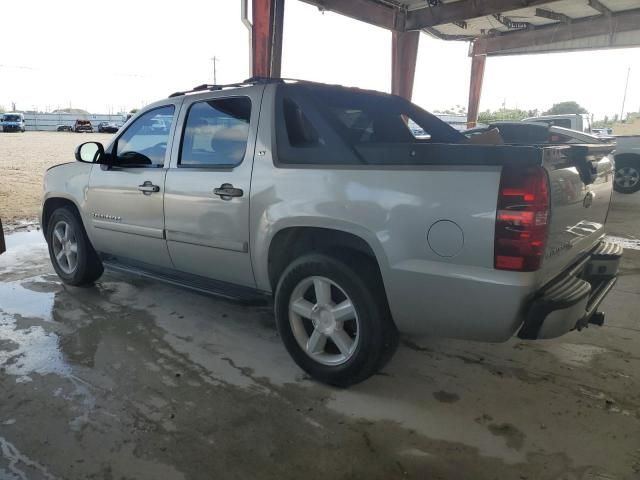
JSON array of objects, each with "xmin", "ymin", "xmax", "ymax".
[
  {"xmin": 614, "ymin": 157, "xmax": 640, "ymax": 194},
  {"xmin": 46, "ymin": 206, "xmax": 103, "ymax": 286},
  {"xmin": 274, "ymin": 253, "xmax": 398, "ymax": 387}
]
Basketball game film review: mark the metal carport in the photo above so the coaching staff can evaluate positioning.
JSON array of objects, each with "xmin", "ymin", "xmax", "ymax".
[{"xmin": 246, "ymin": 0, "xmax": 640, "ymax": 126}]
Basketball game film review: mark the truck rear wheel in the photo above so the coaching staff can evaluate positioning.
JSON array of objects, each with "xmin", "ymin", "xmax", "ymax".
[
  {"xmin": 614, "ymin": 157, "xmax": 640, "ymax": 194},
  {"xmin": 47, "ymin": 207, "xmax": 103, "ymax": 286},
  {"xmin": 274, "ymin": 253, "xmax": 397, "ymax": 387}
]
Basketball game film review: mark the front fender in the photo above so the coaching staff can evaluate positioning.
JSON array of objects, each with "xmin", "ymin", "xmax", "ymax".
[{"xmin": 42, "ymin": 162, "xmax": 93, "ymax": 235}]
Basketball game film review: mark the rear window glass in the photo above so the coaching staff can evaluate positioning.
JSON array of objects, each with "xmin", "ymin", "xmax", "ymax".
[
  {"xmin": 275, "ymin": 85, "xmax": 464, "ymax": 166},
  {"xmin": 180, "ymin": 97, "xmax": 251, "ymax": 168},
  {"xmin": 283, "ymin": 97, "xmax": 323, "ymax": 147}
]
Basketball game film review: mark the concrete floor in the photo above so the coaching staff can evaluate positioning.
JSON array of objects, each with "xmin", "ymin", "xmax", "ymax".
[{"xmin": 1, "ymin": 194, "xmax": 639, "ymax": 480}]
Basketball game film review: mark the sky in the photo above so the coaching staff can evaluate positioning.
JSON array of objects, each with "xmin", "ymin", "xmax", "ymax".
[{"xmin": 0, "ymin": 0, "xmax": 638, "ymax": 120}]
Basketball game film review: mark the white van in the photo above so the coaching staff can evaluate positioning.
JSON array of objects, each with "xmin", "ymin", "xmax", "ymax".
[{"xmin": 1, "ymin": 112, "xmax": 26, "ymax": 133}]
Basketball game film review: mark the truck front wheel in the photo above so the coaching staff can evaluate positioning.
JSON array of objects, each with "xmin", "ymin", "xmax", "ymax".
[
  {"xmin": 46, "ymin": 207, "xmax": 104, "ymax": 286},
  {"xmin": 274, "ymin": 253, "xmax": 397, "ymax": 387}
]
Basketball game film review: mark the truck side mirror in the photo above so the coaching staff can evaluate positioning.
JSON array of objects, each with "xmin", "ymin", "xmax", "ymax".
[{"xmin": 75, "ymin": 142, "xmax": 104, "ymax": 163}]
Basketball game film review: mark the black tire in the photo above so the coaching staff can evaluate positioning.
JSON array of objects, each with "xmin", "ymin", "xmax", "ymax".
[
  {"xmin": 46, "ymin": 206, "xmax": 103, "ymax": 286},
  {"xmin": 614, "ymin": 157, "xmax": 640, "ymax": 194},
  {"xmin": 274, "ymin": 253, "xmax": 398, "ymax": 387}
]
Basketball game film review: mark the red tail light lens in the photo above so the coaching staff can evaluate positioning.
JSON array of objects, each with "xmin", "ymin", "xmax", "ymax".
[{"xmin": 495, "ymin": 166, "xmax": 550, "ymax": 272}]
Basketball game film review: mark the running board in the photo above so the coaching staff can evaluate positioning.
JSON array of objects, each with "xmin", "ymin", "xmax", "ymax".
[{"xmin": 102, "ymin": 260, "xmax": 269, "ymax": 306}]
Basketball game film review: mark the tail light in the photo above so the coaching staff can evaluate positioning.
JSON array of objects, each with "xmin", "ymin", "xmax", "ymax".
[{"xmin": 495, "ymin": 166, "xmax": 550, "ymax": 271}]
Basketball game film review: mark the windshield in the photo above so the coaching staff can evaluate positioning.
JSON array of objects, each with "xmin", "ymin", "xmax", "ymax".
[{"xmin": 2, "ymin": 115, "xmax": 21, "ymax": 122}]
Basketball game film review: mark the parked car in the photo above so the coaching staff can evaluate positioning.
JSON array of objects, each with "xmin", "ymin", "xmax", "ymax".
[
  {"xmin": 1, "ymin": 112, "xmax": 26, "ymax": 132},
  {"xmin": 523, "ymin": 113, "xmax": 592, "ymax": 134},
  {"xmin": 73, "ymin": 120, "xmax": 93, "ymax": 133},
  {"xmin": 41, "ymin": 79, "xmax": 621, "ymax": 386},
  {"xmin": 97, "ymin": 122, "xmax": 119, "ymax": 133},
  {"xmin": 57, "ymin": 125, "xmax": 73, "ymax": 132}
]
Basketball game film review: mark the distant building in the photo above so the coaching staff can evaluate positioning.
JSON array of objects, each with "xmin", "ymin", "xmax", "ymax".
[{"xmin": 22, "ymin": 112, "xmax": 127, "ymax": 131}]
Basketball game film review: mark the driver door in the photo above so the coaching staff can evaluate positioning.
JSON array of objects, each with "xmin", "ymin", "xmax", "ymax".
[{"xmin": 85, "ymin": 102, "xmax": 181, "ymax": 268}]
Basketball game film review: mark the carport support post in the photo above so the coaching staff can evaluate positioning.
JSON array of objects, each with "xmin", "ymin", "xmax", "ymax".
[
  {"xmin": 252, "ymin": 0, "xmax": 285, "ymax": 77},
  {"xmin": 467, "ymin": 45, "xmax": 486, "ymax": 128},
  {"xmin": 391, "ymin": 30, "xmax": 420, "ymax": 100}
]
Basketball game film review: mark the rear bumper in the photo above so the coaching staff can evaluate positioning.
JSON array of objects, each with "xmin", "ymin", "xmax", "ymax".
[{"xmin": 518, "ymin": 241, "xmax": 622, "ymax": 340}]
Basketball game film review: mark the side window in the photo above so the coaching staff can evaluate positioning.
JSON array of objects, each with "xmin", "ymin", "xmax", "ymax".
[
  {"xmin": 180, "ymin": 97, "xmax": 251, "ymax": 167},
  {"xmin": 115, "ymin": 105, "xmax": 175, "ymax": 167}
]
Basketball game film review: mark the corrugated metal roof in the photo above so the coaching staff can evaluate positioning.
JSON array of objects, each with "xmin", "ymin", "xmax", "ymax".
[{"xmin": 301, "ymin": 0, "xmax": 640, "ymax": 55}]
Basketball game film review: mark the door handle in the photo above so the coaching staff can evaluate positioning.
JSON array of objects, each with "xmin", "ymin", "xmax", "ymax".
[
  {"xmin": 138, "ymin": 181, "xmax": 160, "ymax": 195},
  {"xmin": 213, "ymin": 183, "xmax": 243, "ymax": 200}
]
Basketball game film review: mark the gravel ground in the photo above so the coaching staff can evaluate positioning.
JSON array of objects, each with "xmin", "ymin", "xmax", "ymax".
[{"xmin": 0, "ymin": 131, "xmax": 114, "ymax": 225}]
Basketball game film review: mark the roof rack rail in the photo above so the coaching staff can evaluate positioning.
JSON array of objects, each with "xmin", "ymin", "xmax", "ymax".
[
  {"xmin": 168, "ymin": 77, "xmax": 285, "ymax": 98},
  {"xmin": 167, "ymin": 76, "xmax": 375, "ymax": 99}
]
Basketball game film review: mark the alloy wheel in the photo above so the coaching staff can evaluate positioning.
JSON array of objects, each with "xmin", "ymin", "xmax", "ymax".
[
  {"xmin": 288, "ymin": 276, "xmax": 360, "ymax": 366},
  {"xmin": 52, "ymin": 220, "xmax": 78, "ymax": 274},
  {"xmin": 615, "ymin": 166, "xmax": 640, "ymax": 189}
]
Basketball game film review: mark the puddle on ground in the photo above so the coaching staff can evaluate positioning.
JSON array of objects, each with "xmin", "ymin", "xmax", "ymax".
[
  {"xmin": 0, "ymin": 276, "xmax": 55, "ymax": 321},
  {"xmin": 0, "ymin": 230, "xmax": 48, "ymax": 276},
  {"xmin": 0, "ymin": 273, "xmax": 69, "ymax": 383},
  {"xmin": 3, "ymin": 230, "xmax": 45, "ymax": 250},
  {"xmin": 604, "ymin": 235, "xmax": 640, "ymax": 251}
]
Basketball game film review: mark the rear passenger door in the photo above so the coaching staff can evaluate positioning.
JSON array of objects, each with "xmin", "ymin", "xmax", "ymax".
[{"xmin": 164, "ymin": 88, "xmax": 263, "ymax": 287}]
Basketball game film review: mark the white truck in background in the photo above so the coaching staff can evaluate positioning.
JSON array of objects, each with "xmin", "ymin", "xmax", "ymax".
[
  {"xmin": 523, "ymin": 113, "xmax": 592, "ymax": 134},
  {"xmin": 523, "ymin": 114, "xmax": 640, "ymax": 193}
]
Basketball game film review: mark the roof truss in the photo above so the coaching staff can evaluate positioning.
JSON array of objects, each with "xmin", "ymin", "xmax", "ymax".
[{"xmin": 299, "ymin": 0, "xmax": 640, "ymax": 55}]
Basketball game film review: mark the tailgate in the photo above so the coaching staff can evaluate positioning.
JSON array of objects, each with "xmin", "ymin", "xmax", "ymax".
[{"xmin": 539, "ymin": 144, "xmax": 615, "ymax": 285}]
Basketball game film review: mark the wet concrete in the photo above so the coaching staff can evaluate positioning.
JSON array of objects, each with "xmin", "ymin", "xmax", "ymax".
[{"xmin": 1, "ymin": 194, "xmax": 639, "ymax": 479}]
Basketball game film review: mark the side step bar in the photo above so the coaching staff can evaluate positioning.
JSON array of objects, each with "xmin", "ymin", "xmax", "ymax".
[{"xmin": 102, "ymin": 260, "xmax": 269, "ymax": 306}]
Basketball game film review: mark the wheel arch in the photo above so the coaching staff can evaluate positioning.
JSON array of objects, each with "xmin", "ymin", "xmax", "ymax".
[
  {"xmin": 265, "ymin": 225, "xmax": 389, "ymax": 295},
  {"xmin": 41, "ymin": 196, "xmax": 83, "ymax": 236},
  {"xmin": 614, "ymin": 152, "xmax": 640, "ymax": 165}
]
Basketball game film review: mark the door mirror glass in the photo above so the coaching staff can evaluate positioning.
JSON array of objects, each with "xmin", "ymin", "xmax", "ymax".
[{"xmin": 75, "ymin": 141, "xmax": 104, "ymax": 163}]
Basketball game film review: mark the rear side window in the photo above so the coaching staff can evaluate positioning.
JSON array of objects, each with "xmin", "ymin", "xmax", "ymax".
[{"xmin": 180, "ymin": 97, "xmax": 251, "ymax": 168}]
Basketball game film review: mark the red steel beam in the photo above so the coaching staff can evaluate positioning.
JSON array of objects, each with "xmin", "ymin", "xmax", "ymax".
[
  {"xmin": 466, "ymin": 51, "xmax": 486, "ymax": 128},
  {"xmin": 391, "ymin": 30, "xmax": 420, "ymax": 100},
  {"xmin": 252, "ymin": 0, "xmax": 285, "ymax": 77}
]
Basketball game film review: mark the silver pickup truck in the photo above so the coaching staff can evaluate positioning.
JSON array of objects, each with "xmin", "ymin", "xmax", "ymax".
[{"xmin": 42, "ymin": 78, "xmax": 622, "ymax": 386}]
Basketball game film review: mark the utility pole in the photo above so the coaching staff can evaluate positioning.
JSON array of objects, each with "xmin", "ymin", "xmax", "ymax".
[
  {"xmin": 620, "ymin": 66, "xmax": 631, "ymax": 122},
  {"xmin": 211, "ymin": 56, "xmax": 218, "ymax": 84}
]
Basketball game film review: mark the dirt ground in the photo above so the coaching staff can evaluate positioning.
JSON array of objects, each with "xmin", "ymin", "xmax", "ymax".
[{"xmin": 0, "ymin": 131, "xmax": 112, "ymax": 225}]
